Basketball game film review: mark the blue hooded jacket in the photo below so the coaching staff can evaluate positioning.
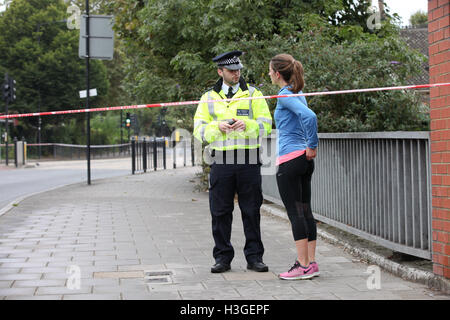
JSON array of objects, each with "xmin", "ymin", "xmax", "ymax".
[{"xmin": 274, "ymin": 86, "xmax": 319, "ymax": 157}]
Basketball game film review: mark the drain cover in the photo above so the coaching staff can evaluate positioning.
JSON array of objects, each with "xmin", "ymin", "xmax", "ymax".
[
  {"xmin": 144, "ymin": 270, "xmax": 173, "ymax": 285},
  {"xmin": 145, "ymin": 277, "xmax": 170, "ymax": 284},
  {"xmin": 144, "ymin": 271, "xmax": 173, "ymax": 277},
  {"xmin": 94, "ymin": 271, "xmax": 144, "ymax": 279}
]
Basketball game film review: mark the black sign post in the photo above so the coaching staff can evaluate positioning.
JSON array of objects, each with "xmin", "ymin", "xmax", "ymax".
[
  {"xmin": 2, "ymin": 73, "xmax": 16, "ymax": 167},
  {"xmin": 79, "ymin": 6, "xmax": 114, "ymax": 185},
  {"xmin": 85, "ymin": 0, "xmax": 91, "ymax": 185}
]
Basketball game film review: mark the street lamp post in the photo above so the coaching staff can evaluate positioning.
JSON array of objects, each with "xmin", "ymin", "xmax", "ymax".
[
  {"xmin": 120, "ymin": 110, "xmax": 123, "ymax": 145},
  {"xmin": 36, "ymin": 19, "xmax": 67, "ymax": 162}
]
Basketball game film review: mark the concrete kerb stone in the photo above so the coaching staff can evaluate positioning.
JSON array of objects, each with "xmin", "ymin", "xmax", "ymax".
[
  {"xmin": 0, "ymin": 159, "xmax": 186, "ymax": 218},
  {"xmin": 0, "ymin": 171, "xmax": 133, "ymax": 218},
  {"xmin": 0, "ymin": 186, "xmax": 66, "ymax": 218},
  {"xmin": 260, "ymin": 204, "xmax": 450, "ymax": 295}
]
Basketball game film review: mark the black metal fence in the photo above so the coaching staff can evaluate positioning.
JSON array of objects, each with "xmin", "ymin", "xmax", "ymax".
[
  {"xmin": 2, "ymin": 137, "xmax": 196, "ymax": 174},
  {"xmin": 25, "ymin": 143, "xmax": 131, "ymax": 160},
  {"xmin": 131, "ymin": 136, "xmax": 195, "ymax": 174},
  {"xmin": 0, "ymin": 143, "xmax": 14, "ymax": 164}
]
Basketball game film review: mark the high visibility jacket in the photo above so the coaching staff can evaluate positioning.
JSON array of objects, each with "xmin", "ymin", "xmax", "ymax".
[{"xmin": 193, "ymin": 78, "xmax": 272, "ymax": 151}]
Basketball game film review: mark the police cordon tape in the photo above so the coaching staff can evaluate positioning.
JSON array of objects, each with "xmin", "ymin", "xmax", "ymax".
[{"xmin": 1, "ymin": 82, "xmax": 449, "ymax": 120}]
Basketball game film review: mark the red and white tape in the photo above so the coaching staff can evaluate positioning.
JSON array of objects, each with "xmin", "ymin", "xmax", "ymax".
[{"xmin": 0, "ymin": 82, "xmax": 449, "ymax": 119}]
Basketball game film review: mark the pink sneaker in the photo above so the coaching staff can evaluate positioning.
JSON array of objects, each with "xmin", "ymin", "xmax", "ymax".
[
  {"xmin": 310, "ymin": 261, "xmax": 320, "ymax": 277},
  {"xmin": 279, "ymin": 260, "xmax": 314, "ymax": 280}
]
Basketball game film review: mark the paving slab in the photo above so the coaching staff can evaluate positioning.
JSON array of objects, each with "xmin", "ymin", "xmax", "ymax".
[{"xmin": 0, "ymin": 166, "xmax": 448, "ymax": 300}]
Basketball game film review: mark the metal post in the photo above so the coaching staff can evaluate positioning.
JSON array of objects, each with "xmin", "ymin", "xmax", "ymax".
[
  {"xmin": 85, "ymin": 0, "xmax": 91, "ymax": 185},
  {"xmin": 36, "ymin": 24, "xmax": 42, "ymax": 163},
  {"xmin": 183, "ymin": 139, "xmax": 186, "ymax": 167},
  {"xmin": 173, "ymin": 139, "xmax": 176, "ymax": 169},
  {"xmin": 163, "ymin": 137, "xmax": 167, "ymax": 170},
  {"xmin": 13, "ymin": 137, "xmax": 17, "ymax": 168},
  {"xmin": 35, "ymin": 19, "xmax": 68, "ymax": 163},
  {"xmin": 191, "ymin": 136, "xmax": 194, "ymax": 166},
  {"xmin": 4, "ymin": 97, "xmax": 8, "ymax": 166},
  {"xmin": 142, "ymin": 138, "xmax": 147, "ymax": 173},
  {"xmin": 153, "ymin": 136, "xmax": 157, "ymax": 171},
  {"xmin": 23, "ymin": 140, "xmax": 26, "ymax": 165},
  {"xmin": 4, "ymin": 72, "xmax": 9, "ymax": 167},
  {"xmin": 131, "ymin": 138, "xmax": 136, "ymax": 174},
  {"xmin": 120, "ymin": 111, "xmax": 123, "ymax": 146},
  {"xmin": 38, "ymin": 115, "xmax": 41, "ymax": 161},
  {"xmin": 35, "ymin": 21, "xmax": 65, "ymax": 161}
]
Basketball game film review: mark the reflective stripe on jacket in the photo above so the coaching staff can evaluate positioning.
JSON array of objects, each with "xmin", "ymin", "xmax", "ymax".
[{"xmin": 193, "ymin": 78, "xmax": 272, "ymax": 151}]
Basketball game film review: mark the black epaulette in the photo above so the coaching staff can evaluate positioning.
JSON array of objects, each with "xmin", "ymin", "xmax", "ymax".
[{"xmin": 203, "ymin": 87, "xmax": 214, "ymax": 94}]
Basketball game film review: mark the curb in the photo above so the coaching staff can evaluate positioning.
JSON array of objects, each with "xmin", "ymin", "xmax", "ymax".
[
  {"xmin": 0, "ymin": 182, "xmax": 85, "ymax": 218},
  {"xmin": 0, "ymin": 166, "xmax": 191, "ymax": 218},
  {"xmin": 0, "ymin": 172, "xmax": 131, "ymax": 218},
  {"xmin": 261, "ymin": 204, "xmax": 450, "ymax": 295}
]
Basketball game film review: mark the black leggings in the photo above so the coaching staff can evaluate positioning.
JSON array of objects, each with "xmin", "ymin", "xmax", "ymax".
[{"xmin": 276, "ymin": 154, "xmax": 316, "ymax": 241}]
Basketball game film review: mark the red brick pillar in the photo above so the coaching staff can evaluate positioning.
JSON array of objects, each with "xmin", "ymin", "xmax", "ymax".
[{"xmin": 429, "ymin": 0, "xmax": 450, "ymax": 279}]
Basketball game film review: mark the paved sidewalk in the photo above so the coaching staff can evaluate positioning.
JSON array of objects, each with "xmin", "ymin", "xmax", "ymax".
[{"xmin": 0, "ymin": 166, "xmax": 448, "ymax": 300}]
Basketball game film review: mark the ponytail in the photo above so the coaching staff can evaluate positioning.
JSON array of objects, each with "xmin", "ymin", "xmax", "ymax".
[
  {"xmin": 290, "ymin": 60, "xmax": 304, "ymax": 93},
  {"xmin": 270, "ymin": 54, "xmax": 305, "ymax": 93}
]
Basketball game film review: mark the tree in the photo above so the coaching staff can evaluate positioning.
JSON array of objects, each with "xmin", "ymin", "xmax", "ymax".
[
  {"xmin": 409, "ymin": 10, "xmax": 428, "ymax": 28},
  {"xmin": 111, "ymin": 0, "xmax": 427, "ymax": 134},
  {"xmin": 330, "ymin": 0, "xmax": 373, "ymax": 30},
  {"xmin": 66, "ymin": 0, "xmax": 114, "ymax": 14},
  {"xmin": 0, "ymin": 0, "xmax": 109, "ymax": 143}
]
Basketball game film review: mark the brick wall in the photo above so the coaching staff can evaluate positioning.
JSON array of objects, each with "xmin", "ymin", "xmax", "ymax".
[{"xmin": 428, "ymin": 0, "xmax": 450, "ymax": 279}]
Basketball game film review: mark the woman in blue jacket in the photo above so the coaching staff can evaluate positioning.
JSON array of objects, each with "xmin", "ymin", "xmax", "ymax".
[{"xmin": 269, "ymin": 54, "xmax": 319, "ymax": 280}]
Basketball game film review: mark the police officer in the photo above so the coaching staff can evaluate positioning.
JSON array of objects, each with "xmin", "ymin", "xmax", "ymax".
[{"xmin": 193, "ymin": 51, "xmax": 272, "ymax": 273}]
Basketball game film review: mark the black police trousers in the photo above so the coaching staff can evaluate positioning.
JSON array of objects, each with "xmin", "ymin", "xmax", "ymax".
[{"xmin": 209, "ymin": 162, "xmax": 264, "ymax": 265}]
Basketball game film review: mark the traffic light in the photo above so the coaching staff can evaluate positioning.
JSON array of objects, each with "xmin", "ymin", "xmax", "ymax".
[
  {"xmin": 2, "ymin": 75, "xmax": 10, "ymax": 101},
  {"xmin": 2, "ymin": 74, "xmax": 16, "ymax": 103},
  {"xmin": 130, "ymin": 113, "xmax": 136, "ymax": 126},
  {"xmin": 9, "ymin": 77, "xmax": 16, "ymax": 102},
  {"xmin": 125, "ymin": 113, "xmax": 131, "ymax": 128}
]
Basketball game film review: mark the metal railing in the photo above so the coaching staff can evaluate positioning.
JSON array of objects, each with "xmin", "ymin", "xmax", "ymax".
[
  {"xmin": 25, "ymin": 143, "xmax": 131, "ymax": 160},
  {"xmin": 131, "ymin": 136, "xmax": 195, "ymax": 174},
  {"xmin": 261, "ymin": 132, "xmax": 432, "ymax": 259},
  {"xmin": 0, "ymin": 143, "xmax": 14, "ymax": 164},
  {"xmin": 131, "ymin": 137, "xmax": 166, "ymax": 173}
]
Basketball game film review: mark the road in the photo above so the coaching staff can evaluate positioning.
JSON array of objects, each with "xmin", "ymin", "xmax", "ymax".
[{"xmin": 0, "ymin": 158, "xmax": 131, "ymax": 213}]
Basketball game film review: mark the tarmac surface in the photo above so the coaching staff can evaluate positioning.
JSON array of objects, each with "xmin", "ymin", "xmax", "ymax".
[{"xmin": 0, "ymin": 166, "xmax": 449, "ymax": 300}]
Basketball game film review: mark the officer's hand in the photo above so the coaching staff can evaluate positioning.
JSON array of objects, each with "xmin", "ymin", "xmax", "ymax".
[
  {"xmin": 230, "ymin": 119, "xmax": 246, "ymax": 132},
  {"xmin": 306, "ymin": 147, "xmax": 317, "ymax": 160},
  {"xmin": 219, "ymin": 121, "xmax": 233, "ymax": 133}
]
